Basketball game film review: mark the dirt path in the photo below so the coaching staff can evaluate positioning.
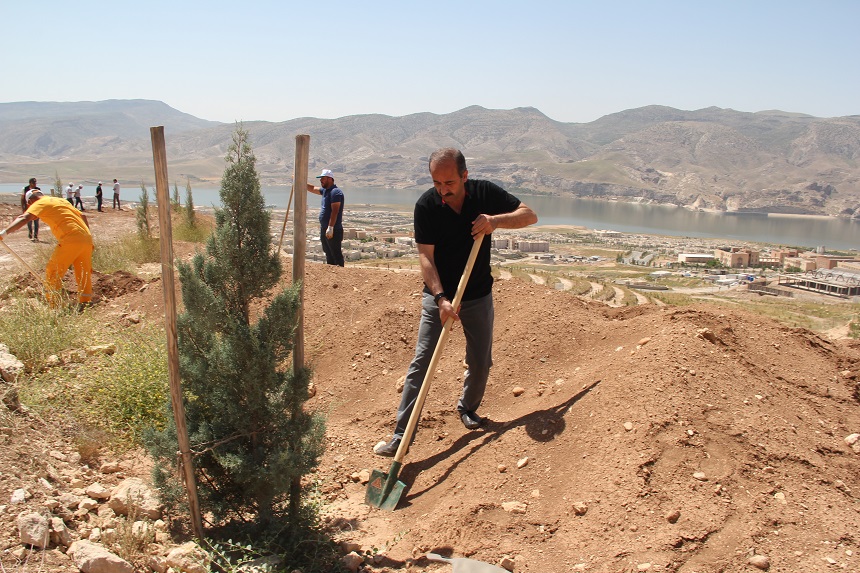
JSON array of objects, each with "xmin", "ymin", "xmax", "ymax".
[{"xmin": 527, "ymin": 273, "xmax": 545, "ymax": 285}]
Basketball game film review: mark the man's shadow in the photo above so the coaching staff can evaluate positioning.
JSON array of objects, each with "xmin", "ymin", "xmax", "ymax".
[{"xmin": 398, "ymin": 380, "xmax": 600, "ymax": 506}]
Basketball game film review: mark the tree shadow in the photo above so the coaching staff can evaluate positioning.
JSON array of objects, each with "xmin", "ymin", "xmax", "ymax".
[{"xmin": 398, "ymin": 379, "xmax": 600, "ymax": 506}]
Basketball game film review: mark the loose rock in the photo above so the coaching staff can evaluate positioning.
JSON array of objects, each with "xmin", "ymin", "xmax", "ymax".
[
  {"xmin": 68, "ymin": 540, "xmax": 134, "ymax": 573},
  {"xmin": 502, "ymin": 501, "xmax": 527, "ymax": 514},
  {"xmin": 748, "ymin": 554, "xmax": 770, "ymax": 570},
  {"xmin": 18, "ymin": 512, "xmax": 50, "ymax": 548}
]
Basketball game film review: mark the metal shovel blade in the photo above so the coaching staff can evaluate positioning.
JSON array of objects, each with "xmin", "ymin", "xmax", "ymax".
[
  {"xmin": 364, "ymin": 467, "xmax": 406, "ymax": 511},
  {"xmin": 426, "ymin": 553, "xmax": 509, "ymax": 573}
]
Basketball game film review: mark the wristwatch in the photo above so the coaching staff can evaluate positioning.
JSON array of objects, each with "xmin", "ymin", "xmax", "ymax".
[{"xmin": 433, "ymin": 292, "xmax": 447, "ymax": 305}]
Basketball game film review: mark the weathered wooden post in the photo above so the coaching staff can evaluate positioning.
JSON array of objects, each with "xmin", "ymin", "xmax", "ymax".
[
  {"xmin": 150, "ymin": 126, "xmax": 205, "ymax": 540},
  {"xmin": 289, "ymin": 134, "xmax": 310, "ymax": 519}
]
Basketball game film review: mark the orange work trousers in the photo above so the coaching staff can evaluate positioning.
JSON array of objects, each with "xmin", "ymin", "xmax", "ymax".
[{"xmin": 44, "ymin": 239, "xmax": 94, "ymax": 305}]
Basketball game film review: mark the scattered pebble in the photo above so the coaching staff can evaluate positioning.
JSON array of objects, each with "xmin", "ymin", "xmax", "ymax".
[
  {"xmin": 572, "ymin": 501, "xmax": 588, "ymax": 516},
  {"xmin": 623, "ymin": 422, "xmax": 634, "ymax": 431},
  {"xmin": 692, "ymin": 472, "xmax": 707, "ymax": 481},
  {"xmin": 502, "ymin": 501, "xmax": 527, "ymax": 514},
  {"xmin": 512, "ymin": 386, "xmax": 525, "ymax": 397},
  {"xmin": 517, "ymin": 457, "xmax": 529, "ymax": 469},
  {"xmin": 665, "ymin": 509, "xmax": 681, "ymax": 523},
  {"xmin": 748, "ymin": 554, "xmax": 770, "ymax": 570}
]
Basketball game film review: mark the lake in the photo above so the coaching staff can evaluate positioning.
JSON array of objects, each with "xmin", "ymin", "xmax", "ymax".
[{"xmin": 3, "ymin": 183, "xmax": 858, "ymax": 251}]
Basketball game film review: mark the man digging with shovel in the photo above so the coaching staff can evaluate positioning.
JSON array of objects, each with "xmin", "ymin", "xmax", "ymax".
[
  {"xmin": 0, "ymin": 190, "xmax": 94, "ymax": 308},
  {"xmin": 374, "ymin": 148, "xmax": 537, "ymax": 457}
]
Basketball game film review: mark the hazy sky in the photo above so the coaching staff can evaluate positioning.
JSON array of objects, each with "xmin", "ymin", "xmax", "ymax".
[{"xmin": 3, "ymin": 0, "xmax": 857, "ymax": 124}]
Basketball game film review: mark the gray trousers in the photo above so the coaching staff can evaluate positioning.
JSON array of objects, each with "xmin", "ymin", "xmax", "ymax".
[{"xmin": 394, "ymin": 292, "xmax": 494, "ymax": 440}]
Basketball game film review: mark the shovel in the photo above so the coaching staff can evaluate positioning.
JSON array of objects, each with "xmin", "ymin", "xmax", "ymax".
[
  {"xmin": 425, "ymin": 553, "xmax": 508, "ymax": 573},
  {"xmin": 0, "ymin": 238, "xmax": 42, "ymax": 283},
  {"xmin": 366, "ymin": 234, "xmax": 485, "ymax": 510}
]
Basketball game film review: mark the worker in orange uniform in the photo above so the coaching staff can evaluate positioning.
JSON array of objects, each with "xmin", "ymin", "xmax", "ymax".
[{"xmin": 0, "ymin": 190, "xmax": 94, "ymax": 307}]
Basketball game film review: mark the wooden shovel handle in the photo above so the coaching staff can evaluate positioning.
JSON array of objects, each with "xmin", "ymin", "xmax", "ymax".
[
  {"xmin": 0, "ymin": 239, "xmax": 42, "ymax": 283},
  {"xmin": 394, "ymin": 234, "xmax": 485, "ymax": 462}
]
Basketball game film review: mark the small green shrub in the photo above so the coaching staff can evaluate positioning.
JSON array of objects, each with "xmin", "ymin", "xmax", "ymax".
[
  {"xmin": 93, "ymin": 235, "xmax": 161, "ymax": 273},
  {"xmin": 0, "ymin": 296, "xmax": 81, "ymax": 365}
]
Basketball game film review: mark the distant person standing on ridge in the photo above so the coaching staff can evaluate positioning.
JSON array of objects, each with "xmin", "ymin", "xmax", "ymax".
[
  {"xmin": 112, "ymin": 179, "xmax": 121, "ymax": 210},
  {"xmin": 74, "ymin": 184, "xmax": 86, "ymax": 211},
  {"xmin": 373, "ymin": 148, "xmax": 538, "ymax": 457},
  {"xmin": 306, "ymin": 168, "xmax": 345, "ymax": 266},
  {"xmin": 21, "ymin": 177, "xmax": 40, "ymax": 241},
  {"xmin": 66, "ymin": 183, "xmax": 75, "ymax": 206},
  {"xmin": 0, "ymin": 190, "xmax": 94, "ymax": 308},
  {"xmin": 95, "ymin": 181, "xmax": 104, "ymax": 212}
]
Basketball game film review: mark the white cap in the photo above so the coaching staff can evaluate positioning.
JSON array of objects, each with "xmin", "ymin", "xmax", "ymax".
[
  {"xmin": 315, "ymin": 169, "xmax": 334, "ymax": 179},
  {"xmin": 25, "ymin": 190, "xmax": 41, "ymax": 203},
  {"xmin": 78, "ymin": 184, "xmax": 83, "ymax": 188},
  {"xmin": 98, "ymin": 181, "xmax": 102, "ymax": 185}
]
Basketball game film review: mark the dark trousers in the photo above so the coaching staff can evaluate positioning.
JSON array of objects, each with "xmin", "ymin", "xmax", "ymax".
[
  {"xmin": 74, "ymin": 197, "xmax": 85, "ymax": 210},
  {"xmin": 394, "ymin": 292, "xmax": 495, "ymax": 440},
  {"xmin": 27, "ymin": 219, "xmax": 39, "ymax": 238},
  {"xmin": 320, "ymin": 227, "xmax": 344, "ymax": 266},
  {"xmin": 113, "ymin": 193, "xmax": 120, "ymax": 209},
  {"xmin": 96, "ymin": 195, "xmax": 103, "ymax": 211}
]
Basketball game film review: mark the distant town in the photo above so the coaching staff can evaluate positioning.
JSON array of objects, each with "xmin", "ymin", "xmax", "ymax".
[{"xmin": 273, "ymin": 208, "xmax": 860, "ymax": 301}]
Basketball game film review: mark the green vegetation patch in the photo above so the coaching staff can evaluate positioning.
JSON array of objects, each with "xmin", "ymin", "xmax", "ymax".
[{"xmin": 19, "ymin": 321, "xmax": 169, "ymax": 447}]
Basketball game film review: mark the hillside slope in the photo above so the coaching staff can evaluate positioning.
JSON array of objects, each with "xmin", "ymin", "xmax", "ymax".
[{"xmin": 0, "ymin": 210, "xmax": 858, "ymax": 572}]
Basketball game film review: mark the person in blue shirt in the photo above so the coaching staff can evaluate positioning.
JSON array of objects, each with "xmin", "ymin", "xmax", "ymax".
[{"xmin": 306, "ymin": 169, "xmax": 345, "ymax": 266}]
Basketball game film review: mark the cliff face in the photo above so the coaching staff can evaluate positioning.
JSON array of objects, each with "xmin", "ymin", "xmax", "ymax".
[{"xmin": 1, "ymin": 101, "xmax": 858, "ymax": 216}]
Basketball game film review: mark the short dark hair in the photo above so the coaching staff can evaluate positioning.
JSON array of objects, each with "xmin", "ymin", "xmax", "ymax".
[
  {"xmin": 29, "ymin": 177, "xmax": 37, "ymax": 184},
  {"xmin": 428, "ymin": 148, "xmax": 467, "ymax": 176}
]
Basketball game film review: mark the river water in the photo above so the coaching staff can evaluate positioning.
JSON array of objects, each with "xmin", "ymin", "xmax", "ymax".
[{"xmin": 3, "ymin": 184, "xmax": 858, "ymax": 251}]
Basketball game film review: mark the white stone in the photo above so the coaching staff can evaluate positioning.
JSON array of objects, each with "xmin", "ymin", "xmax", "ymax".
[
  {"xmin": 86, "ymin": 344, "xmax": 117, "ymax": 356},
  {"xmin": 0, "ymin": 344, "xmax": 24, "ymax": 383},
  {"xmin": 86, "ymin": 483, "xmax": 111, "ymax": 500},
  {"xmin": 512, "ymin": 386, "xmax": 526, "ymax": 397},
  {"xmin": 49, "ymin": 517, "xmax": 73, "ymax": 547},
  {"xmin": 100, "ymin": 461, "xmax": 121, "ymax": 474},
  {"xmin": 79, "ymin": 497, "xmax": 99, "ymax": 511},
  {"xmin": 692, "ymin": 472, "xmax": 707, "ymax": 481},
  {"xmin": 166, "ymin": 541, "xmax": 209, "ymax": 573},
  {"xmin": 18, "ymin": 512, "xmax": 50, "ymax": 548},
  {"xmin": 501, "ymin": 501, "xmax": 527, "ymax": 514},
  {"xmin": 11, "ymin": 488, "xmax": 30, "ymax": 504},
  {"xmin": 623, "ymin": 422, "xmax": 634, "ymax": 431},
  {"xmin": 109, "ymin": 477, "xmax": 162, "ymax": 519},
  {"xmin": 516, "ymin": 457, "xmax": 529, "ymax": 469},
  {"xmin": 68, "ymin": 540, "xmax": 134, "ymax": 573},
  {"xmin": 748, "ymin": 554, "xmax": 770, "ymax": 570},
  {"xmin": 341, "ymin": 552, "xmax": 363, "ymax": 573}
]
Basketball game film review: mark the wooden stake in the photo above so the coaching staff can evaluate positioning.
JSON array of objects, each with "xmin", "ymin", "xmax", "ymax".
[
  {"xmin": 150, "ymin": 126, "xmax": 205, "ymax": 540},
  {"xmin": 289, "ymin": 134, "xmax": 309, "ymax": 520},
  {"xmin": 276, "ymin": 185, "xmax": 295, "ymax": 256}
]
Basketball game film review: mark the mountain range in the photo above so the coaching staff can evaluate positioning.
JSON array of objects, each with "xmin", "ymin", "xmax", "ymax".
[{"xmin": 1, "ymin": 99, "xmax": 858, "ymax": 217}]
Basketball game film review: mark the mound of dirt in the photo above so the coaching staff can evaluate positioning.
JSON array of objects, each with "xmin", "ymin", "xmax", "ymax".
[
  {"xmin": 1, "ymin": 223, "xmax": 859, "ymax": 572},
  {"xmin": 92, "ymin": 270, "xmax": 149, "ymax": 300},
  {"xmin": 294, "ymin": 264, "xmax": 860, "ymax": 573}
]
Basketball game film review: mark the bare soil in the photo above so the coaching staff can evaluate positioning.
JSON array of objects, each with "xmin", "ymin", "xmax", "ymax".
[{"xmin": 1, "ymin": 202, "xmax": 859, "ymax": 573}]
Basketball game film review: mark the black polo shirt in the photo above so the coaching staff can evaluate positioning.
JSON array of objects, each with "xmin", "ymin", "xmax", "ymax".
[{"xmin": 414, "ymin": 179, "xmax": 521, "ymax": 301}]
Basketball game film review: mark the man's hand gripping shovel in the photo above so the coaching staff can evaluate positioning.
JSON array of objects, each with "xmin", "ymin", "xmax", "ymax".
[{"xmin": 365, "ymin": 234, "xmax": 485, "ymax": 510}]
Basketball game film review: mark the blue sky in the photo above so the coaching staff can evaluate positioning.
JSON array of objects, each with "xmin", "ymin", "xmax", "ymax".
[{"xmin": 3, "ymin": 0, "xmax": 857, "ymax": 123}]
